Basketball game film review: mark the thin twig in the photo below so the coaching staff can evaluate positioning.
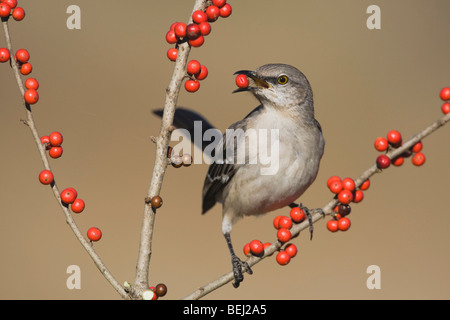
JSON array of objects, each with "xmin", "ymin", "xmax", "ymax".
[
  {"xmin": 1, "ymin": 17, "xmax": 130, "ymax": 300},
  {"xmin": 182, "ymin": 112, "xmax": 450, "ymax": 300},
  {"xmin": 131, "ymin": 0, "xmax": 210, "ymax": 299}
]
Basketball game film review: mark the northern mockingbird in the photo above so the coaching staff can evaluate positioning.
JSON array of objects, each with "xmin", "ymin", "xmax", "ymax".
[{"xmin": 156, "ymin": 63, "xmax": 324, "ymax": 288}]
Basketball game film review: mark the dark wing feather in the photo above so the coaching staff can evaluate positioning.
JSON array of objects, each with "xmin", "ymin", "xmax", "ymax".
[{"xmin": 153, "ymin": 107, "xmax": 216, "ymax": 152}]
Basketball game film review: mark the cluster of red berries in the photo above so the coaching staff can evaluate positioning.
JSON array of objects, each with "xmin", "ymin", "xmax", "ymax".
[
  {"xmin": 440, "ymin": 87, "xmax": 450, "ymax": 115},
  {"xmin": 38, "ymin": 132, "xmax": 99, "ymax": 241},
  {"xmin": 243, "ymin": 207, "xmax": 305, "ymax": 266},
  {"xmin": 0, "ymin": 0, "xmax": 25, "ymax": 21},
  {"xmin": 40, "ymin": 131, "xmax": 64, "ymax": 159},
  {"xmin": 325, "ymin": 176, "xmax": 370, "ymax": 232},
  {"xmin": 165, "ymin": 0, "xmax": 232, "ymax": 93},
  {"xmin": 374, "ymin": 130, "xmax": 425, "ymax": 169},
  {"xmin": 326, "ymin": 205, "xmax": 353, "ymax": 232},
  {"xmin": 0, "ymin": 47, "xmax": 39, "ymax": 103}
]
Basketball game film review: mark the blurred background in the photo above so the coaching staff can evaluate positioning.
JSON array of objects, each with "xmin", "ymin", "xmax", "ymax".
[{"xmin": 0, "ymin": 0, "xmax": 449, "ymax": 300}]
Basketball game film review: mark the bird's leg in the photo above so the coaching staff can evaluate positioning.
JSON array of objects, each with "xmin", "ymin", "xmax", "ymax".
[
  {"xmin": 289, "ymin": 203, "xmax": 325, "ymax": 240},
  {"xmin": 224, "ymin": 232, "xmax": 253, "ymax": 288}
]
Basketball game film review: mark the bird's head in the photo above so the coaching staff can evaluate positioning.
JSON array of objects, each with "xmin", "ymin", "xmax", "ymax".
[{"xmin": 233, "ymin": 64, "xmax": 313, "ymax": 110}]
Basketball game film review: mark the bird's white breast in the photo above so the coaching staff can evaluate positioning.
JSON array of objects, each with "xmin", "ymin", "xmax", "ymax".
[{"xmin": 223, "ymin": 108, "xmax": 324, "ymax": 219}]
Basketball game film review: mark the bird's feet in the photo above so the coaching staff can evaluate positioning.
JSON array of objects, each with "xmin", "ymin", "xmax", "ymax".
[
  {"xmin": 231, "ymin": 254, "xmax": 253, "ymax": 288},
  {"xmin": 290, "ymin": 203, "xmax": 324, "ymax": 240}
]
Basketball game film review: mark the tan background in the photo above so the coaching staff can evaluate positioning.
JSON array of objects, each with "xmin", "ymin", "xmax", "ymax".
[{"xmin": 0, "ymin": 0, "xmax": 449, "ymax": 300}]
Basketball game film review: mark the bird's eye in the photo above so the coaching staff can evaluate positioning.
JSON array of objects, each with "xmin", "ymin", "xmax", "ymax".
[{"xmin": 277, "ymin": 75, "xmax": 289, "ymax": 85}]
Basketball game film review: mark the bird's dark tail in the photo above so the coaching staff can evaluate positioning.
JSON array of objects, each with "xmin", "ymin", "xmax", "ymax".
[{"xmin": 152, "ymin": 107, "xmax": 217, "ymax": 152}]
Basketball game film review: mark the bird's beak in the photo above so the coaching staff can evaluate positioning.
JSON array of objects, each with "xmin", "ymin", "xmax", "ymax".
[{"xmin": 232, "ymin": 70, "xmax": 271, "ymax": 93}]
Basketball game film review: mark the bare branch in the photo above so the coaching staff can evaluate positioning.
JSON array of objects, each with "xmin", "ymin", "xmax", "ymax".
[{"xmin": 131, "ymin": 0, "xmax": 210, "ymax": 299}]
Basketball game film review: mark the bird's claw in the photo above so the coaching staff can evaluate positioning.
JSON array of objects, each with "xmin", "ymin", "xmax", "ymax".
[
  {"xmin": 231, "ymin": 255, "xmax": 253, "ymax": 288},
  {"xmin": 296, "ymin": 203, "xmax": 324, "ymax": 240}
]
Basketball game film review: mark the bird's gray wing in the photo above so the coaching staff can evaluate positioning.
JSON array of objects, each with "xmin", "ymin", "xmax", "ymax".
[{"xmin": 202, "ymin": 105, "xmax": 264, "ymax": 214}]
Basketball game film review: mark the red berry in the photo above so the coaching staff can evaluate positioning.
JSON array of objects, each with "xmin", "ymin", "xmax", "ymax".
[
  {"xmin": 11, "ymin": 6, "xmax": 24, "ymax": 21},
  {"xmin": 273, "ymin": 215, "xmax": 282, "ymax": 229},
  {"xmin": 440, "ymin": 87, "xmax": 450, "ymax": 101},
  {"xmin": 169, "ymin": 22, "xmax": 178, "ymax": 31},
  {"xmin": 441, "ymin": 102, "xmax": 450, "ymax": 115},
  {"xmin": 66, "ymin": 187, "xmax": 78, "ymax": 199},
  {"xmin": 61, "ymin": 188, "xmax": 77, "ymax": 204},
  {"xmin": 49, "ymin": 131, "xmax": 63, "ymax": 147},
  {"xmin": 49, "ymin": 146, "xmax": 63, "ymax": 159},
  {"xmin": 412, "ymin": 152, "xmax": 426, "ymax": 166},
  {"xmin": 188, "ymin": 35, "xmax": 204, "ymax": 47},
  {"xmin": 411, "ymin": 141, "xmax": 423, "ymax": 153},
  {"xmin": 87, "ymin": 227, "xmax": 102, "ymax": 242},
  {"xmin": 185, "ymin": 79, "xmax": 200, "ymax": 93},
  {"xmin": 15, "ymin": 48, "xmax": 30, "ymax": 63},
  {"xmin": 278, "ymin": 216, "xmax": 292, "ymax": 229},
  {"xmin": 327, "ymin": 220, "xmax": 339, "ymax": 232},
  {"xmin": 71, "ymin": 198, "xmax": 85, "ymax": 214},
  {"xmin": 219, "ymin": 3, "xmax": 232, "ymax": 18},
  {"xmin": 277, "ymin": 228, "xmax": 292, "ymax": 243},
  {"xmin": 386, "ymin": 130, "xmax": 402, "ymax": 147},
  {"xmin": 341, "ymin": 177, "xmax": 355, "ymax": 191},
  {"xmin": 392, "ymin": 156, "xmax": 404, "ymax": 167},
  {"xmin": 25, "ymin": 78, "xmax": 39, "ymax": 90},
  {"xmin": 374, "ymin": 137, "xmax": 388, "ymax": 152},
  {"xmin": 174, "ymin": 22, "xmax": 187, "ymax": 38},
  {"xmin": 167, "ymin": 48, "xmax": 178, "ymax": 61},
  {"xmin": 198, "ymin": 22, "xmax": 211, "ymax": 36},
  {"xmin": 359, "ymin": 179, "xmax": 370, "ymax": 191},
  {"xmin": 24, "ymin": 89, "xmax": 39, "ymax": 105},
  {"xmin": 20, "ymin": 62, "xmax": 32, "ymax": 75},
  {"xmin": 285, "ymin": 243, "xmax": 297, "ymax": 258},
  {"xmin": 359, "ymin": 179, "xmax": 370, "ymax": 190},
  {"xmin": 165, "ymin": 30, "xmax": 177, "ymax": 44},
  {"xmin": 186, "ymin": 23, "xmax": 201, "ymax": 40},
  {"xmin": 327, "ymin": 176, "xmax": 341, "ymax": 188},
  {"xmin": 2, "ymin": 0, "xmax": 16, "ymax": 9},
  {"xmin": 192, "ymin": 10, "xmax": 207, "ymax": 24},
  {"xmin": 206, "ymin": 5, "xmax": 220, "ymax": 22},
  {"xmin": 352, "ymin": 190, "xmax": 364, "ymax": 203},
  {"xmin": 276, "ymin": 251, "xmax": 291, "ymax": 266},
  {"xmin": 376, "ymin": 154, "xmax": 391, "ymax": 169},
  {"xmin": 338, "ymin": 217, "xmax": 351, "ymax": 231},
  {"xmin": 290, "ymin": 207, "xmax": 306, "ymax": 223},
  {"xmin": 328, "ymin": 179, "xmax": 343, "ymax": 194},
  {"xmin": 0, "ymin": 3, "xmax": 11, "ymax": 17},
  {"xmin": 337, "ymin": 189, "xmax": 353, "ymax": 205},
  {"xmin": 195, "ymin": 65, "xmax": 208, "ymax": 80},
  {"xmin": 243, "ymin": 243, "xmax": 250, "ymax": 256},
  {"xmin": 187, "ymin": 60, "xmax": 201, "ymax": 76},
  {"xmin": 212, "ymin": 0, "xmax": 227, "ymax": 7},
  {"xmin": 39, "ymin": 170, "xmax": 54, "ymax": 185},
  {"xmin": 40, "ymin": 135, "xmax": 51, "ymax": 150},
  {"xmin": 249, "ymin": 240, "xmax": 264, "ymax": 256},
  {"xmin": 235, "ymin": 74, "xmax": 249, "ymax": 89},
  {"xmin": 0, "ymin": 47, "xmax": 10, "ymax": 62}
]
